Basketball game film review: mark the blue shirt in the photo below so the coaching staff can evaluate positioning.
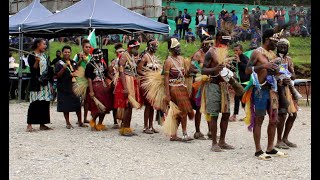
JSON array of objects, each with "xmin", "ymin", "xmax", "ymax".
[
  {"xmin": 172, "ymin": 33, "xmax": 180, "ymax": 40},
  {"xmin": 231, "ymin": 14, "xmax": 238, "ymax": 25}
]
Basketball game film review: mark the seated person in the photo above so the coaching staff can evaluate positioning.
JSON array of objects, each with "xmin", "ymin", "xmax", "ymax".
[
  {"xmin": 249, "ymin": 37, "xmax": 258, "ymax": 50},
  {"xmin": 171, "ymin": 30, "xmax": 180, "ymax": 41},
  {"xmin": 185, "ymin": 28, "xmax": 195, "ymax": 43}
]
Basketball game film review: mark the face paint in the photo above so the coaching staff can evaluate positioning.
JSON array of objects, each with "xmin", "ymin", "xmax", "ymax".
[
  {"xmin": 277, "ymin": 44, "xmax": 288, "ymax": 55},
  {"xmin": 202, "ymin": 44, "xmax": 210, "ymax": 53},
  {"xmin": 173, "ymin": 46, "xmax": 181, "ymax": 55},
  {"xmin": 149, "ymin": 44, "xmax": 158, "ymax": 52},
  {"xmin": 131, "ymin": 47, "xmax": 139, "ymax": 56}
]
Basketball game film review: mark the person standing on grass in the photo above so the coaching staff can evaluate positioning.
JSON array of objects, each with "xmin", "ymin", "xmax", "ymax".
[
  {"xmin": 175, "ymin": 10, "xmax": 184, "ymax": 38},
  {"xmin": 55, "ymin": 45, "xmax": 88, "ymax": 129},
  {"xmin": 182, "ymin": 8, "xmax": 192, "ymax": 40}
]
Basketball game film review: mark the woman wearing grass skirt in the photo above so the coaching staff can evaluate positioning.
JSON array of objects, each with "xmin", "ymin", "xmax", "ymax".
[
  {"xmin": 85, "ymin": 48, "xmax": 113, "ymax": 131},
  {"xmin": 163, "ymin": 38, "xmax": 194, "ymax": 142}
]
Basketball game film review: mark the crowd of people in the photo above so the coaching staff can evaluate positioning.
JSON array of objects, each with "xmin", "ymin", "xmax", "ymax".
[
  {"xmin": 20, "ymin": 23, "xmax": 303, "ymax": 161},
  {"xmin": 168, "ymin": 4, "xmax": 311, "ymax": 46}
]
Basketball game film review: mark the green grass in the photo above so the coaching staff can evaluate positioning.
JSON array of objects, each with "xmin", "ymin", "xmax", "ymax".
[{"xmin": 12, "ymin": 36, "xmax": 311, "ymax": 71}]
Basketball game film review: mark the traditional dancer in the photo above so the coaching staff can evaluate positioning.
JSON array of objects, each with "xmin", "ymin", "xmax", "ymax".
[
  {"xmin": 55, "ymin": 45, "xmax": 88, "ymax": 129},
  {"xmin": 114, "ymin": 40, "xmax": 142, "ymax": 136},
  {"xmin": 108, "ymin": 43, "xmax": 125, "ymax": 129},
  {"xmin": 244, "ymin": 29, "xmax": 288, "ymax": 160},
  {"xmin": 26, "ymin": 38, "xmax": 54, "ymax": 132},
  {"xmin": 189, "ymin": 36, "xmax": 214, "ymax": 140},
  {"xmin": 275, "ymin": 38, "xmax": 299, "ymax": 149},
  {"xmin": 201, "ymin": 30, "xmax": 235, "ymax": 152},
  {"xmin": 163, "ymin": 38, "xmax": 194, "ymax": 142},
  {"xmin": 85, "ymin": 48, "xmax": 113, "ymax": 131},
  {"xmin": 74, "ymin": 39, "xmax": 92, "ymax": 123},
  {"xmin": 137, "ymin": 39, "xmax": 161, "ymax": 134}
]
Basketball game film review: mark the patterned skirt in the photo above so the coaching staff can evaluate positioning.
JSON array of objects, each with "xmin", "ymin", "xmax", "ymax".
[
  {"xmin": 86, "ymin": 80, "xmax": 113, "ymax": 116},
  {"xmin": 170, "ymin": 85, "xmax": 194, "ymax": 117}
]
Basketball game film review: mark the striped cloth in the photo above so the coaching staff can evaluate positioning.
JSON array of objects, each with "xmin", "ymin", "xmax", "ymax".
[{"xmin": 29, "ymin": 53, "xmax": 52, "ymax": 103}]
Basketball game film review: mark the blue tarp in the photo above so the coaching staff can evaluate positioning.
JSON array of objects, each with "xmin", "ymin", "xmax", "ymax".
[
  {"xmin": 22, "ymin": 0, "xmax": 169, "ymax": 35},
  {"xmin": 9, "ymin": 0, "xmax": 53, "ymax": 34}
]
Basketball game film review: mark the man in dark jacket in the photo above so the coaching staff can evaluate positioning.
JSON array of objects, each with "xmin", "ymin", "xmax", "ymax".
[
  {"xmin": 175, "ymin": 11, "xmax": 184, "ymax": 38},
  {"xmin": 158, "ymin": 11, "xmax": 169, "ymax": 41},
  {"xmin": 229, "ymin": 44, "xmax": 250, "ymax": 122},
  {"xmin": 182, "ymin": 8, "xmax": 192, "ymax": 39}
]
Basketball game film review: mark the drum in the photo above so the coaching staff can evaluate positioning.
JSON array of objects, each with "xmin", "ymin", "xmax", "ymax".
[
  {"xmin": 220, "ymin": 67, "xmax": 234, "ymax": 82},
  {"xmin": 220, "ymin": 67, "xmax": 244, "ymax": 96}
]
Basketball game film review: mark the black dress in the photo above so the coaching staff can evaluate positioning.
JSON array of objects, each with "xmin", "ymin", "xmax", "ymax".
[{"xmin": 55, "ymin": 59, "xmax": 81, "ymax": 112}]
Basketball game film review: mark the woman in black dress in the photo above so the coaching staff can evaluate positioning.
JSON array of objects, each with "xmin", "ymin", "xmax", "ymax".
[
  {"xmin": 26, "ymin": 38, "xmax": 54, "ymax": 132},
  {"xmin": 55, "ymin": 45, "xmax": 88, "ymax": 129}
]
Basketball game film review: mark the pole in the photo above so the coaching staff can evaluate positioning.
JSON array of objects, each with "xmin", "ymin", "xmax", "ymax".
[
  {"xmin": 17, "ymin": 33, "xmax": 23, "ymax": 102},
  {"xmin": 99, "ymin": 35, "xmax": 102, "ymax": 49}
]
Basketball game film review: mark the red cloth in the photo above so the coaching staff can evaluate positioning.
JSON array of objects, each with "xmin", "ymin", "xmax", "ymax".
[{"xmin": 86, "ymin": 80, "xmax": 113, "ymax": 116}]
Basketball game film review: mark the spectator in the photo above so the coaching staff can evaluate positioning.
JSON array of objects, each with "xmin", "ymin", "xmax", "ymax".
[
  {"xmin": 306, "ymin": 8, "xmax": 311, "ymax": 34},
  {"xmin": 9, "ymin": 52, "xmax": 16, "ymax": 65},
  {"xmin": 158, "ymin": 11, "xmax": 168, "ymax": 41},
  {"xmin": 254, "ymin": 6, "xmax": 262, "ymax": 29},
  {"xmin": 290, "ymin": 22, "xmax": 301, "ymax": 37},
  {"xmin": 51, "ymin": 50, "xmax": 62, "ymax": 66},
  {"xmin": 195, "ymin": 9, "xmax": 200, "ymax": 37},
  {"xmin": 260, "ymin": 10, "xmax": 269, "ymax": 32},
  {"xmin": 288, "ymin": 4, "xmax": 297, "ymax": 25},
  {"xmin": 175, "ymin": 10, "xmax": 183, "ymax": 38},
  {"xmin": 249, "ymin": 8, "xmax": 256, "ymax": 29},
  {"xmin": 21, "ymin": 52, "xmax": 30, "ymax": 69},
  {"xmin": 171, "ymin": 30, "xmax": 180, "ymax": 41},
  {"xmin": 182, "ymin": 8, "xmax": 192, "ymax": 39},
  {"xmin": 198, "ymin": 10, "xmax": 208, "ymax": 38},
  {"xmin": 277, "ymin": 7, "xmax": 286, "ymax": 29},
  {"xmin": 297, "ymin": 6, "xmax": 306, "ymax": 26},
  {"xmin": 158, "ymin": 10, "xmax": 168, "ymax": 25},
  {"xmin": 231, "ymin": 10, "xmax": 238, "ymax": 26},
  {"xmin": 185, "ymin": 28, "xmax": 195, "ymax": 43},
  {"xmin": 274, "ymin": 6, "xmax": 279, "ymax": 25},
  {"xmin": 266, "ymin": 6, "xmax": 276, "ymax": 28},
  {"xmin": 241, "ymin": 7, "xmax": 250, "ymax": 30},
  {"xmin": 207, "ymin": 10, "xmax": 217, "ymax": 36}
]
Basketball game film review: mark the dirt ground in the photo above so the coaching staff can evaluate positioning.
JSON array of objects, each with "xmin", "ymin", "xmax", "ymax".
[{"xmin": 9, "ymin": 100, "xmax": 311, "ymax": 180}]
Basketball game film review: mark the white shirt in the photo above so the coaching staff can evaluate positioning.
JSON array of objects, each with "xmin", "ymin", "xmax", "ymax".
[
  {"xmin": 21, "ymin": 55, "xmax": 29, "ymax": 67},
  {"xmin": 9, "ymin": 57, "xmax": 15, "ymax": 63}
]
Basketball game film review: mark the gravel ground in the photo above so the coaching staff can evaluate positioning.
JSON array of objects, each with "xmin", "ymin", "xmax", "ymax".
[{"xmin": 9, "ymin": 101, "xmax": 311, "ymax": 180}]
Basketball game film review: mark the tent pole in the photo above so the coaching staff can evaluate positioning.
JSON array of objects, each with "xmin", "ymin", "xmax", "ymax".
[
  {"xmin": 17, "ymin": 33, "xmax": 23, "ymax": 102},
  {"xmin": 99, "ymin": 35, "xmax": 102, "ymax": 49}
]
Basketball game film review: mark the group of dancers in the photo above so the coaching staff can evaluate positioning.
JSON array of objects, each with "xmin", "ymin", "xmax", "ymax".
[{"xmin": 26, "ymin": 28, "xmax": 300, "ymax": 160}]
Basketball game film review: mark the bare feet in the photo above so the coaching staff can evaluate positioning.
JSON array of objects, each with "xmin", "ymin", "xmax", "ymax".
[
  {"xmin": 218, "ymin": 143, "xmax": 235, "ymax": 150},
  {"xmin": 211, "ymin": 144, "xmax": 223, "ymax": 152}
]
